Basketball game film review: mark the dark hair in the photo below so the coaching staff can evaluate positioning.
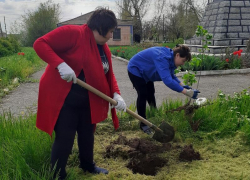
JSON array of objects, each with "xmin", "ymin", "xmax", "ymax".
[
  {"xmin": 173, "ymin": 44, "xmax": 191, "ymax": 61},
  {"xmin": 87, "ymin": 8, "xmax": 117, "ymax": 37}
]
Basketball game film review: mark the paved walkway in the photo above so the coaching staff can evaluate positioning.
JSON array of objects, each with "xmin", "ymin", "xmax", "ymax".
[{"xmin": 0, "ymin": 57, "xmax": 250, "ymax": 116}]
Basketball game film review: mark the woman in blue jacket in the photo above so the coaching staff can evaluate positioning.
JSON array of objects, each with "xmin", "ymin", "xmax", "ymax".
[{"xmin": 127, "ymin": 45, "xmax": 200, "ymax": 134}]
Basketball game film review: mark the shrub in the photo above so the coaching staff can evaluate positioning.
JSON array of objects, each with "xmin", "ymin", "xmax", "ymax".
[
  {"xmin": 181, "ymin": 54, "xmax": 225, "ymax": 71},
  {"xmin": 0, "ymin": 38, "xmax": 14, "ymax": 57},
  {"xmin": 174, "ymin": 38, "xmax": 184, "ymax": 45},
  {"xmin": 0, "ymin": 43, "xmax": 11, "ymax": 57},
  {"xmin": 0, "ymin": 37, "xmax": 21, "ymax": 58},
  {"xmin": 8, "ymin": 35, "xmax": 22, "ymax": 53}
]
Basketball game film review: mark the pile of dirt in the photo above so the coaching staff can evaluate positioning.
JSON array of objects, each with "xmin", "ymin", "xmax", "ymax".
[
  {"xmin": 105, "ymin": 135, "xmax": 201, "ymax": 176},
  {"xmin": 179, "ymin": 144, "xmax": 201, "ymax": 161}
]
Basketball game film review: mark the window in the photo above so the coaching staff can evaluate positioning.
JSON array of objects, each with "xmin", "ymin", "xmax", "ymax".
[{"xmin": 113, "ymin": 28, "xmax": 121, "ymax": 40}]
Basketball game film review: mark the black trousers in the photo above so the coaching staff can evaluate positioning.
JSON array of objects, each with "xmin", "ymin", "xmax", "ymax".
[
  {"xmin": 128, "ymin": 71, "xmax": 156, "ymax": 123},
  {"xmin": 51, "ymin": 79, "xmax": 94, "ymax": 179}
]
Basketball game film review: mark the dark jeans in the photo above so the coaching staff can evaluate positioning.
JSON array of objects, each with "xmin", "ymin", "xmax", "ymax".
[
  {"xmin": 51, "ymin": 76, "xmax": 94, "ymax": 179},
  {"xmin": 128, "ymin": 71, "xmax": 156, "ymax": 126}
]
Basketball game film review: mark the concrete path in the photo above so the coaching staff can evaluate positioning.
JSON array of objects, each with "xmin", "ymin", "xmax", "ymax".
[
  {"xmin": 0, "ymin": 57, "xmax": 250, "ymax": 116},
  {"xmin": 113, "ymin": 57, "xmax": 250, "ymax": 107}
]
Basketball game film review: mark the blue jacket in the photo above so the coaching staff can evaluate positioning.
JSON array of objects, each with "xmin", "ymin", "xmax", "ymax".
[{"xmin": 127, "ymin": 47, "xmax": 184, "ymax": 92}]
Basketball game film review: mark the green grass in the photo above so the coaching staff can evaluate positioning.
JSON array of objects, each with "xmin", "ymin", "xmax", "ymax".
[
  {"xmin": 0, "ymin": 47, "xmax": 46, "ymax": 99},
  {"xmin": 1, "ymin": 88, "xmax": 250, "ymax": 179},
  {"xmin": 0, "ymin": 112, "xmax": 54, "ymax": 179},
  {"xmin": 109, "ymin": 42, "xmax": 176, "ymax": 60}
]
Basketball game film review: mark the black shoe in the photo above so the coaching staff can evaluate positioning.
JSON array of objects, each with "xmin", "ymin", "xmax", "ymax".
[
  {"xmin": 80, "ymin": 162, "xmax": 109, "ymax": 174},
  {"xmin": 88, "ymin": 166, "xmax": 109, "ymax": 174},
  {"xmin": 140, "ymin": 123, "xmax": 153, "ymax": 135}
]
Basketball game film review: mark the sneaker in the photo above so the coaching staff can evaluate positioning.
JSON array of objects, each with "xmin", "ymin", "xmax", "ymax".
[
  {"xmin": 80, "ymin": 163, "xmax": 109, "ymax": 174},
  {"xmin": 88, "ymin": 166, "xmax": 109, "ymax": 174},
  {"xmin": 140, "ymin": 123, "xmax": 153, "ymax": 135}
]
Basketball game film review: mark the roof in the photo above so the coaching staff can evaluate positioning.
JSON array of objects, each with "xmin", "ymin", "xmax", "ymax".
[{"xmin": 57, "ymin": 11, "xmax": 133, "ymax": 26}]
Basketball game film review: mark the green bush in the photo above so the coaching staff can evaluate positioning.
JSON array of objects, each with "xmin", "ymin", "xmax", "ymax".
[
  {"xmin": 0, "ymin": 38, "xmax": 14, "ymax": 57},
  {"xmin": 181, "ymin": 54, "xmax": 225, "ymax": 71},
  {"xmin": 0, "ymin": 44, "xmax": 11, "ymax": 57},
  {"xmin": 0, "ymin": 37, "xmax": 21, "ymax": 58},
  {"xmin": 174, "ymin": 38, "xmax": 184, "ymax": 45},
  {"xmin": 8, "ymin": 35, "xmax": 21, "ymax": 53}
]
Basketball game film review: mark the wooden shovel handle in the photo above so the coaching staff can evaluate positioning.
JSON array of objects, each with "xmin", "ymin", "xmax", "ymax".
[{"xmin": 76, "ymin": 78, "xmax": 162, "ymax": 131}]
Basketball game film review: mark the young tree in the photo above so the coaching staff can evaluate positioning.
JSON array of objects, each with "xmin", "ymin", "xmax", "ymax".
[
  {"xmin": 165, "ymin": 0, "xmax": 201, "ymax": 41},
  {"xmin": 20, "ymin": 0, "xmax": 60, "ymax": 46}
]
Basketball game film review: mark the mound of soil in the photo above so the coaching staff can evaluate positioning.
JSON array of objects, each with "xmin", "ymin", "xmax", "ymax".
[
  {"xmin": 127, "ymin": 155, "xmax": 167, "ymax": 176},
  {"xmin": 179, "ymin": 144, "xmax": 201, "ymax": 161},
  {"xmin": 105, "ymin": 135, "xmax": 171, "ymax": 175},
  {"xmin": 105, "ymin": 135, "xmax": 201, "ymax": 176}
]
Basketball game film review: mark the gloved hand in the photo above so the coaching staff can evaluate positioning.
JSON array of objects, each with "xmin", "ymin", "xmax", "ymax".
[
  {"xmin": 182, "ymin": 85, "xmax": 192, "ymax": 89},
  {"xmin": 57, "ymin": 62, "xmax": 77, "ymax": 83},
  {"xmin": 112, "ymin": 92, "xmax": 126, "ymax": 112},
  {"xmin": 184, "ymin": 89, "xmax": 200, "ymax": 99}
]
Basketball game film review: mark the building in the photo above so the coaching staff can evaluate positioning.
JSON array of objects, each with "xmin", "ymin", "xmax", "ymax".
[
  {"xmin": 185, "ymin": 0, "xmax": 250, "ymax": 54},
  {"xmin": 57, "ymin": 11, "xmax": 133, "ymax": 46}
]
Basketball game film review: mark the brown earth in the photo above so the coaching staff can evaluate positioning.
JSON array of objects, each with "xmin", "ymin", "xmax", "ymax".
[{"xmin": 105, "ymin": 135, "xmax": 201, "ymax": 176}]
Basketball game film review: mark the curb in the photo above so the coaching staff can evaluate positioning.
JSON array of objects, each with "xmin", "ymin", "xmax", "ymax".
[{"xmin": 111, "ymin": 55, "xmax": 250, "ymax": 77}]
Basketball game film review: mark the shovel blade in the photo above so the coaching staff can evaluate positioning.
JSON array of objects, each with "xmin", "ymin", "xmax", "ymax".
[{"xmin": 152, "ymin": 121, "xmax": 175, "ymax": 143}]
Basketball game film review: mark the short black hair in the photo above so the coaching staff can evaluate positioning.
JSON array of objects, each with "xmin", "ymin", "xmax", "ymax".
[
  {"xmin": 173, "ymin": 44, "xmax": 191, "ymax": 61},
  {"xmin": 87, "ymin": 8, "xmax": 117, "ymax": 37}
]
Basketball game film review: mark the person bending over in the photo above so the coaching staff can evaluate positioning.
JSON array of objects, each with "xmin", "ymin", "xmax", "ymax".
[{"xmin": 127, "ymin": 45, "xmax": 200, "ymax": 134}]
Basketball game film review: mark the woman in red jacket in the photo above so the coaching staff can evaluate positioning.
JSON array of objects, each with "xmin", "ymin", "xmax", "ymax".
[{"xmin": 33, "ymin": 8, "xmax": 126, "ymax": 180}]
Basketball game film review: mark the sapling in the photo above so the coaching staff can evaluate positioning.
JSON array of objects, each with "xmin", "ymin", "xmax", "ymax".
[{"xmin": 181, "ymin": 25, "xmax": 213, "ymax": 87}]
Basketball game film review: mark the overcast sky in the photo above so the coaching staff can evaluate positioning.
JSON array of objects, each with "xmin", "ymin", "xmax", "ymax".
[
  {"xmin": 0, "ymin": 0, "xmax": 120, "ymax": 32},
  {"xmin": 0, "ymin": 0, "xmax": 205, "ymax": 33}
]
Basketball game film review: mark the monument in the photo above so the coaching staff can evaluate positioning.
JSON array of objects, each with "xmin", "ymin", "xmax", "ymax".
[{"xmin": 185, "ymin": 0, "xmax": 250, "ymax": 54}]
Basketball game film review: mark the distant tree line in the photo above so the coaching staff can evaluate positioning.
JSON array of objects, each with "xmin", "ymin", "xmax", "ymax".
[
  {"xmin": 7, "ymin": 0, "xmax": 207, "ymax": 46},
  {"xmin": 116, "ymin": 0, "xmax": 207, "ymax": 43}
]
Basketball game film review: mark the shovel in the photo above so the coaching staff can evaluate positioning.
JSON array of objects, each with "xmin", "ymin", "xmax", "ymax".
[{"xmin": 76, "ymin": 78, "xmax": 175, "ymax": 143}]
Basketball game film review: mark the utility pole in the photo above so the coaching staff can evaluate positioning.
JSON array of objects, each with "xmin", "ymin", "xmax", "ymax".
[
  {"xmin": 4, "ymin": 16, "xmax": 7, "ymax": 37},
  {"xmin": 163, "ymin": 14, "xmax": 165, "ymax": 42},
  {"xmin": 0, "ymin": 22, "xmax": 3, "ymax": 38}
]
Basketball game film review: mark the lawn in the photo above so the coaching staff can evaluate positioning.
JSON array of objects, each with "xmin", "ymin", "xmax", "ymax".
[{"xmin": 0, "ymin": 89, "xmax": 250, "ymax": 179}]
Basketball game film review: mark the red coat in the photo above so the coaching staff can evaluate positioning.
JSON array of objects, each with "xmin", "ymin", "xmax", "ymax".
[{"xmin": 33, "ymin": 24, "xmax": 120, "ymax": 136}]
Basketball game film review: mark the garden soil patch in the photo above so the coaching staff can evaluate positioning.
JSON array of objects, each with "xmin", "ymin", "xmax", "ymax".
[{"xmin": 104, "ymin": 135, "xmax": 201, "ymax": 176}]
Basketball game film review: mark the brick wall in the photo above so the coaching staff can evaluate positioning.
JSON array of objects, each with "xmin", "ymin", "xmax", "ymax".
[{"xmin": 107, "ymin": 26, "xmax": 132, "ymax": 46}]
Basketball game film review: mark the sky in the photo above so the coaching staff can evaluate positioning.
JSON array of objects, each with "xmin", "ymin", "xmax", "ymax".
[
  {"xmin": 0, "ymin": 0, "xmax": 119, "ymax": 33},
  {"xmin": 0, "ymin": 0, "xmax": 205, "ymax": 33}
]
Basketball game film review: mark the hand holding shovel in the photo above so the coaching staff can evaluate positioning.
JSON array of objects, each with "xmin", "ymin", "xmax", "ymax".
[{"xmin": 76, "ymin": 78, "xmax": 175, "ymax": 143}]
